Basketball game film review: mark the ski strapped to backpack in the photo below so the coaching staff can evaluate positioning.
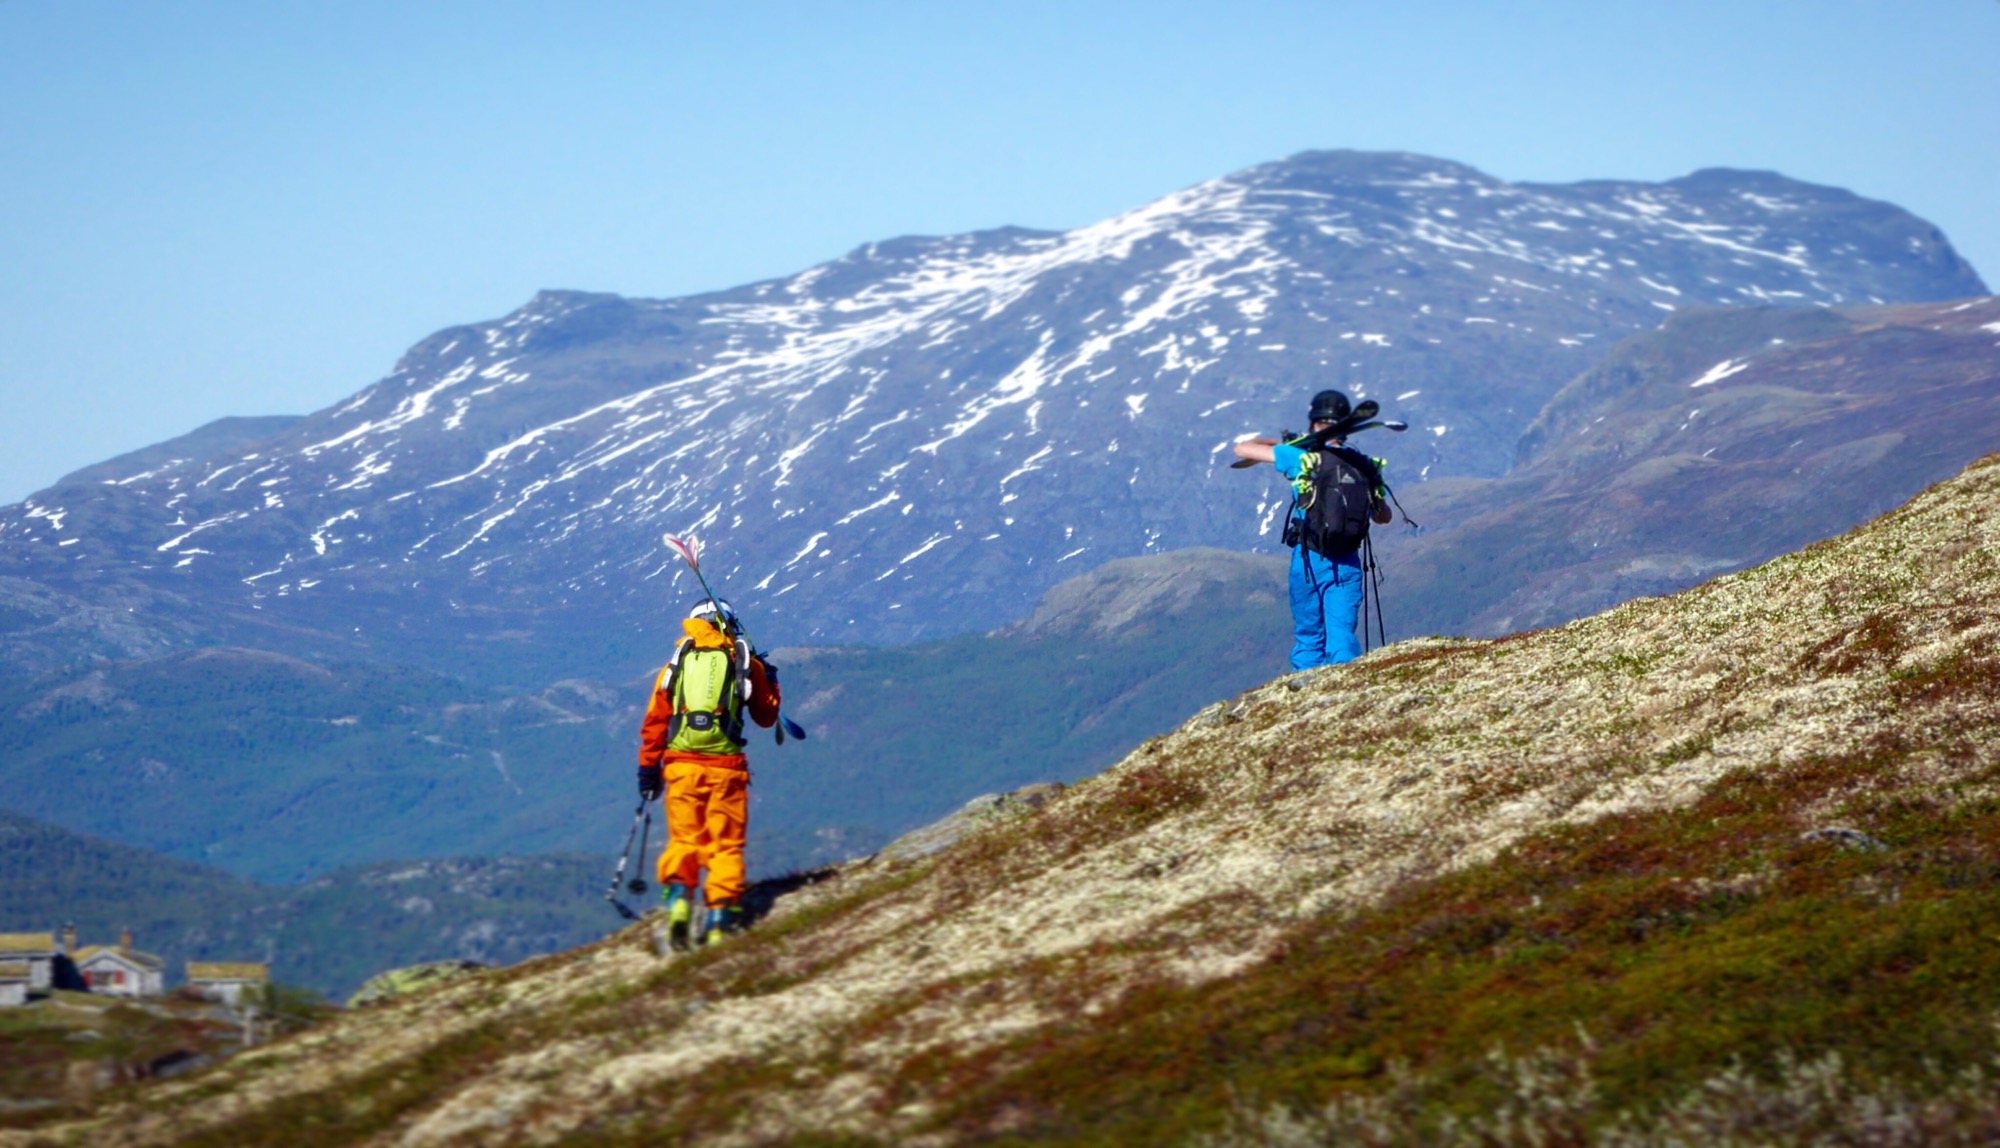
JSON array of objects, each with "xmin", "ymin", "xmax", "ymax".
[
  {"xmin": 1226, "ymin": 401, "xmax": 1407, "ymax": 470},
  {"xmin": 658, "ymin": 632, "xmax": 753, "ymax": 754},
  {"xmin": 662, "ymin": 533, "xmax": 809, "ymax": 743}
]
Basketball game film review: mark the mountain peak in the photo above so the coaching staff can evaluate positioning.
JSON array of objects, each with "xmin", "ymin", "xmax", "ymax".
[
  {"xmin": 1261, "ymin": 148, "xmax": 1499, "ymax": 184},
  {"xmin": 2, "ymin": 149, "xmax": 1987, "ymax": 673}
]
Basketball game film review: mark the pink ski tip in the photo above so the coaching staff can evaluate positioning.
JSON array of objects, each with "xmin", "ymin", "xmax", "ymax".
[{"xmin": 662, "ymin": 533, "xmax": 702, "ymax": 568}]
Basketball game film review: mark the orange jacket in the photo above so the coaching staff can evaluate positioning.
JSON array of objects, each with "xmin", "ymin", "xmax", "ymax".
[{"xmin": 638, "ymin": 619, "xmax": 781, "ymax": 769}]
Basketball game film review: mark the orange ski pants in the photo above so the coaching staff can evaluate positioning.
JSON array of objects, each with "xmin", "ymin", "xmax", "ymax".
[{"xmin": 656, "ymin": 759, "xmax": 749, "ymax": 905}]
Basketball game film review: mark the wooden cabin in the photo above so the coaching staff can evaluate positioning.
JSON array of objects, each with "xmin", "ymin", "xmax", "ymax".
[{"xmin": 75, "ymin": 929, "xmax": 167, "ymax": 997}]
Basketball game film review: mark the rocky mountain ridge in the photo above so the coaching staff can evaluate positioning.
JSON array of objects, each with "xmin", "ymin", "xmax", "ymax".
[
  {"xmin": 16, "ymin": 451, "xmax": 1998, "ymax": 1146},
  {"xmin": 1, "ymin": 151, "xmax": 1983, "ymax": 675},
  {"xmin": 1376, "ymin": 293, "xmax": 2000, "ymax": 637}
]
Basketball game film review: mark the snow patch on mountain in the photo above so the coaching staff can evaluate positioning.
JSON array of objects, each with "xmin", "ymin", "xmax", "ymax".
[{"xmin": 1690, "ymin": 359, "xmax": 1754, "ymax": 388}]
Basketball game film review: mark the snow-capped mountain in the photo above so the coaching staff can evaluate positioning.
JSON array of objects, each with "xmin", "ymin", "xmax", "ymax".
[{"xmin": 0, "ymin": 150, "xmax": 1985, "ymax": 672}]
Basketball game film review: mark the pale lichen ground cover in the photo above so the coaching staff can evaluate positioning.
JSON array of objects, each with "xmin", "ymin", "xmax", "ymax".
[{"xmin": 11, "ymin": 455, "xmax": 1999, "ymax": 1148}]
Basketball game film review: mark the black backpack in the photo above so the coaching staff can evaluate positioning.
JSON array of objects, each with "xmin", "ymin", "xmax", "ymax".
[{"xmin": 1284, "ymin": 446, "xmax": 1380, "ymax": 559}]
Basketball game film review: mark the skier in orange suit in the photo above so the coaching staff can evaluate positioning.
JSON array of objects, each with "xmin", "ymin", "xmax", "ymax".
[{"xmin": 637, "ymin": 599, "xmax": 780, "ymax": 948}]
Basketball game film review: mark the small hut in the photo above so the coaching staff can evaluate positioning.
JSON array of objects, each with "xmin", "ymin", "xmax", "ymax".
[
  {"xmin": 0, "ymin": 933, "xmax": 57, "ymax": 995},
  {"xmin": 186, "ymin": 961, "xmax": 270, "ymax": 1006}
]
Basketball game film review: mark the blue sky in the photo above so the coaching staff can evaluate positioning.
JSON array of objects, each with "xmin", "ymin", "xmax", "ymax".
[{"xmin": 3, "ymin": 0, "xmax": 1995, "ymax": 504}]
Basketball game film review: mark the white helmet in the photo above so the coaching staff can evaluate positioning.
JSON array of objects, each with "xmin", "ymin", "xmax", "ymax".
[{"xmin": 688, "ymin": 599, "xmax": 738, "ymax": 630}]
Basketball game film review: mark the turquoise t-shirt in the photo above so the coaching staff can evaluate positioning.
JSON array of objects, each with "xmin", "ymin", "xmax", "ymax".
[
  {"xmin": 1272, "ymin": 441, "xmax": 1309, "ymax": 480},
  {"xmin": 1273, "ymin": 441, "xmax": 1315, "ymax": 523}
]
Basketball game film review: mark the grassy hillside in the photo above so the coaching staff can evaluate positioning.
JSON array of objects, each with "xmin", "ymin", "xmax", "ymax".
[
  {"xmin": 12, "ymin": 451, "xmax": 1997, "ymax": 1144},
  {"xmin": 0, "ymin": 991, "xmax": 251, "ymax": 1124}
]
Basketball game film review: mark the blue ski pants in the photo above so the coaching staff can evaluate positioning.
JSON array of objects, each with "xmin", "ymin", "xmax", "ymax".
[{"xmin": 1289, "ymin": 545, "xmax": 1365, "ymax": 671}]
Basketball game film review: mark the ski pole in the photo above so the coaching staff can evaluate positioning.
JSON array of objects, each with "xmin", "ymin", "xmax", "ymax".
[
  {"xmin": 1366, "ymin": 536, "xmax": 1388, "ymax": 650},
  {"xmin": 1359, "ymin": 540, "xmax": 1372, "ymax": 655},
  {"xmin": 604, "ymin": 800, "xmax": 648, "ymax": 920},
  {"xmin": 1381, "ymin": 479, "xmax": 1422, "ymax": 532},
  {"xmin": 628, "ymin": 810, "xmax": 652, "ymax": 895}
]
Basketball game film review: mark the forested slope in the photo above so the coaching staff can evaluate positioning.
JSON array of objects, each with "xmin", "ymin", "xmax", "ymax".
[{"xmin": 0, "ymin": 811, "xmax": 607, "ymax": 1001}]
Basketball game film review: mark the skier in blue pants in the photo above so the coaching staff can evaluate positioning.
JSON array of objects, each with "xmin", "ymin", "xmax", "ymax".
[
  {"xmin": 1233, "ymin": 389, "xmax": 1392, "ymax": 670},
  {"xmin": 1287, "ymin": 546, "xmax": 1366, "ymax": 670}
]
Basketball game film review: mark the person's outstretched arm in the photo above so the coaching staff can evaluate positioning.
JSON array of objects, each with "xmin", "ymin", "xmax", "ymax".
[{"xmin": 1232, "ymin": 437, "xmax": 1278, "ymax": 464}]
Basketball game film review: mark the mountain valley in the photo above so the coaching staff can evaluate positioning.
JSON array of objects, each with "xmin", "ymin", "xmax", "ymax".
[
  {"xmin": 9, "ymin": 286, "xmax": 1996, "ymax": 894},
  {"xmin": 0, "ymin": 548, "xmax": 1289, "ymax": 885}
]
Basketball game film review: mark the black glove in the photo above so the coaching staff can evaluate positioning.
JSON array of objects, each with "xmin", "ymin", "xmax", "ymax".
[{"xmin": 637, "ymin": 764, "xmax": 663, "ymax": 802}]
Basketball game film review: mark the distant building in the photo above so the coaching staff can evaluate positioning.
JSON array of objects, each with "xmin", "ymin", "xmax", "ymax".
[
  {"xmin": 0, "ymin": 961, "xmax": 30, "ymax": 1007},
  {"xmin": 0, "ymin": 933, "xmax": 57, "ymax": 995},
  {"xmin": 75, "ymin": 930, "xmax": 167, "ymax": 998},
  {"xmin": 187, "ymin": 962, "xmax": 270, "ymax": 1006}
]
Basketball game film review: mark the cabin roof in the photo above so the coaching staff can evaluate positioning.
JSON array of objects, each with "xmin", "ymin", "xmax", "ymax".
[
  {"xmin": 75, "ymin": 946, "xmax": 166, "ymax": 971},
  {"xmin": 187, "ymin": 962, "xmax": 269, "ymax": 981}
]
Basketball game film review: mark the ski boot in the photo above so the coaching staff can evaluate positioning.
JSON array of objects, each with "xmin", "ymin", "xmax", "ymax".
[
  {"xmin": 662, "ymin": 884, "xmax": 694, "ymax": 952},
  {"xmin": 703, "ymin": 902, "xmax": 744, "ymax": 947}
]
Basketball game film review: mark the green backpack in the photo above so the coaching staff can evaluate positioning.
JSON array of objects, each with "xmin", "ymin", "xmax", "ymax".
[{"xmin": 663, "ymin": 638, "xmax": 750, "ymax": 755}]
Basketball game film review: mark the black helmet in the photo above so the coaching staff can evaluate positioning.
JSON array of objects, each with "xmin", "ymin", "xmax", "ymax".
[{"xmin": 1308, "ymin": 389, "xmax": 1351, "ymax": 425}]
